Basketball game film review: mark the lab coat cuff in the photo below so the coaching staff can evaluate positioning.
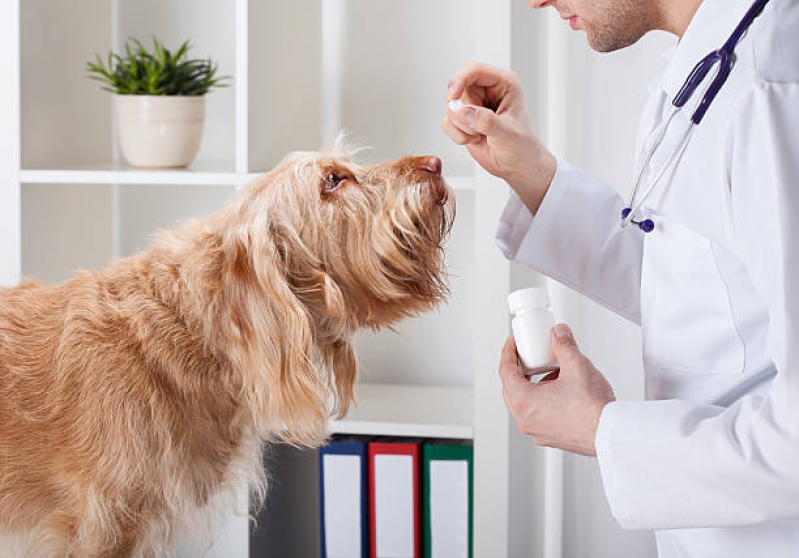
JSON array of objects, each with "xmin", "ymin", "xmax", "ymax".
[
  {"xmin": 595, "ymin": 400, "xmax": 649, "ymax": 531},
  {"xmin": 495, "ymin": 157, "xmax": 572, "ymax": 261},
  {"xmin": 595, "ymin": 399, "xmax": 722, "ymax": 530}
]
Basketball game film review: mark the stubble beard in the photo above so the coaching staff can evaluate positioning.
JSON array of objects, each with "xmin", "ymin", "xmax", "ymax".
[{"xmin": 584, "ymin": 0, "xmax": 658, "ymax": 52}]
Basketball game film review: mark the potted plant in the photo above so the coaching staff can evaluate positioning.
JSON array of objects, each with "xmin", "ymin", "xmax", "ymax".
[{"xmin": 88, "ymin": 38, "xmax": 228, "ymax": 168}]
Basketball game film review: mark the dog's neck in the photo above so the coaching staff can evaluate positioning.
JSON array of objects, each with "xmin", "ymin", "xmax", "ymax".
[{"xmin": 134, "ymin": 221, "xmax": 344, "ymax": 447}]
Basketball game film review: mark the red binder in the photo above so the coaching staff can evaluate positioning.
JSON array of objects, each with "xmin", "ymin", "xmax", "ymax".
[{"xmin": 368, "ymin": 441, "xmax": 422, "ymax": 558}]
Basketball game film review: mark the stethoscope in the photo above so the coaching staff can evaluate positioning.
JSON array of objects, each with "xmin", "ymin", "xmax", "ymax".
[{"xmin": 621, "ymin": 0, "xmax": 772, "ymax": 233}]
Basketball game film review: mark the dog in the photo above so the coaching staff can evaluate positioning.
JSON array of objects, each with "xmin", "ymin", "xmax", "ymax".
[{"xmin": 0, "ymin": 138, "xmax": 453, "ymax": 557}]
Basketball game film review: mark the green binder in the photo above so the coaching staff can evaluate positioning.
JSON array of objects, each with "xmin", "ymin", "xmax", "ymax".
[{"xmin": 422, "ymin": 443, "xmax": 473, "ymax": 558}]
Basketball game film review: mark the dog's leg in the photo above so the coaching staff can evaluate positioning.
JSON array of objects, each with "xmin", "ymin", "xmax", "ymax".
[
  {"xmin": 15, "ymin": 514, "xmax": 77, "ymax": 558},
  {"xmin": 63, "ymin": 525, "xmax": 143, "ymax": 558},
  {"xmin": 56, "ymin": 508, "xmax": 158, "ymax": 558}
]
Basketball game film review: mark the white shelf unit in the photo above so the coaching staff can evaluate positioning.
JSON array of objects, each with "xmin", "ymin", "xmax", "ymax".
[{"xmin": 2, "ymin": 1, "xmax": 519, "ymax": 557}]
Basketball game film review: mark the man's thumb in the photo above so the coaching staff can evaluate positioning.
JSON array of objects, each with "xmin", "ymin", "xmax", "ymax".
[{"xmin": 551, "ymin": 324, "xmax": 580, "ymax": 361}]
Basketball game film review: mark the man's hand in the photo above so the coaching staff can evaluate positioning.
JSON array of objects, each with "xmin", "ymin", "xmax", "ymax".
[
  {"xmin": 499, "ymin": 325, "xmax": 616, "ymax": 457},
  {"xmin": 442, "ymin": 62, "xmax": 556, "ymax": 214}
]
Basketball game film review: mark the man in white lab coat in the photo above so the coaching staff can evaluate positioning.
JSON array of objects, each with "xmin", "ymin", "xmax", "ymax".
[{"xmin": 443, "ymin": 0, "xmax": 799, "ymax": 556}]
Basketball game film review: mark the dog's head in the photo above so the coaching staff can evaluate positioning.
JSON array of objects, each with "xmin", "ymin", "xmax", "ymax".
[
  {"xmin": 258, "ymin": 139, "xmax": 453, "ymax": 331},
  {"xmin": 211, "ymin": 137, "xmax": 454, "ymax": 445}
]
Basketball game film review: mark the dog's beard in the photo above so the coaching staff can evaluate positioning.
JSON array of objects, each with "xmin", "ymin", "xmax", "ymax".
[
  {"xmin": 383, "ymin": 181, "xmax": 452, "ymax": 301},
  {"xmin": 343, "ymin": 178, "xmax": 454, "ymax": 327}
]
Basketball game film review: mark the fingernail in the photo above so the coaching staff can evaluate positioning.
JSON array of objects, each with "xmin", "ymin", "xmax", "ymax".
[
  {"xmin": 447, "ymin": 83, "xmax": 458, "ymax": 98},
  {"xmin": 554, "ymin": 325, "xmax": 573, "ymax": 342},
  {"xmin": 462, "ymin": 106, "xmax": 475, "ymax": 126}
]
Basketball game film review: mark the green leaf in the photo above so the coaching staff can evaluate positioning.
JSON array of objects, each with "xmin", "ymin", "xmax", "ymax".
[{"xmin": 86, "ymin": 36, "xmax": 230, "ymax": 95}]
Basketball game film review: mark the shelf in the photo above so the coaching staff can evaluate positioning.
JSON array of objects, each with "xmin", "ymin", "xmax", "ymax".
[
  {"xmin": 20, "ymin": 161, "xmax": 241, "ymax": 187},
  {"xmin": 329, "ymin": 383, "xmax": 473, "ymax": 439},
  {"xmin": 20, "ymin": 164, "xmax": 476, "ymax": 191}
]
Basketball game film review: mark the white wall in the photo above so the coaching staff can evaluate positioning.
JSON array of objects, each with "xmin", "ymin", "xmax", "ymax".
[
  {"xmin": 249, "ymin": 1, "xmax": 322, "ymax": 171},
  {"xmin": 21, "ymin": 0, "xmax": 113, "ymax": 170},
  {"xmin": 340, "ymin": 0, "xmax": 479, "ymax": 389},
  {"xmin": 0, "ymin": 0, "xmax": 21, "ymax": 287},
  {"xmin": 509, "ymin": 4, "xmax": 676, "ymax": 558},
  {"xmin": 22, "ymin": 184, "xmax": 114, "ymax": 283},
  {"xmin": 334, "ymin": 0, "xmax": 476, "ymax": 176},
  {"xmin": 20, "ymin": 0, "xmax": 114, "ymax": 284}
]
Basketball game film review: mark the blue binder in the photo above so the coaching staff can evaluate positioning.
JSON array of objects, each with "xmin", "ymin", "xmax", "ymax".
[{"xmin": 319, "ymin": 440, "xmax": 369, "ymax": 558}]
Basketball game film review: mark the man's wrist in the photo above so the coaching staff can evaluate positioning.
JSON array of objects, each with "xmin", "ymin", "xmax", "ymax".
[{"xmin": 507, "ymin": 150, "xmax": 557, "ymax": 215}]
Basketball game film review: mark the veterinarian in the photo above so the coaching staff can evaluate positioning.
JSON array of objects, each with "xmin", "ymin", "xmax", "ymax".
[{"xmin": 443, "ymin": 0, "xmax": 799, "ymax": 556}]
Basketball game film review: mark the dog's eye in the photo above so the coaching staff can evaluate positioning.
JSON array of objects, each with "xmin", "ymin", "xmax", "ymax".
[{"xmin": 323, "ymin": 173, "xmax": 345, "ymax": 192}]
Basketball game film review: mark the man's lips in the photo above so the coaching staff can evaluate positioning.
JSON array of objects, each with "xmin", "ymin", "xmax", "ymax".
[{"xmin": 560, "ymin": 13, "xmax": 580, "ymax": 30}]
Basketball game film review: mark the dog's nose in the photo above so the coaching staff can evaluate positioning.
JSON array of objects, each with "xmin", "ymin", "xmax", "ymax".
[{"xmin": 420, "ymin": 156, "xmax": 442, "ymax": 176}]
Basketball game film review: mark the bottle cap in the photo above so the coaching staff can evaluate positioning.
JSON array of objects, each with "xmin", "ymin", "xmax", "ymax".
[{"xmin": 508, "ymin": 287, "xmax": 550, "ymax": 315}]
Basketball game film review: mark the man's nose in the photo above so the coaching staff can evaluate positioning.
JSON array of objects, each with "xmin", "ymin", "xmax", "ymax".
[{"xmin": 419, "ymin": 156, "xmax": 442, "ymax": 176}]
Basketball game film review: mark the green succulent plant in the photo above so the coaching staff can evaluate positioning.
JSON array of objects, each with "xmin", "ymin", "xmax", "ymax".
[{"xmin": 87, "ymin": 38, "xmax": 228, "ymax": 96}]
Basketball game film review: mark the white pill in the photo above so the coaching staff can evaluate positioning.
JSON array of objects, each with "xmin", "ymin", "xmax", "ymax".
[{"xmin": 448, "ymin": 98, "xmax": 464, "ymax": 112}]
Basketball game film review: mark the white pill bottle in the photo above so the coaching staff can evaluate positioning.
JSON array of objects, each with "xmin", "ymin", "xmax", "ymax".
[{"xmin": 508, "ymin": 287, "xmax": 559, "ymax": 375}]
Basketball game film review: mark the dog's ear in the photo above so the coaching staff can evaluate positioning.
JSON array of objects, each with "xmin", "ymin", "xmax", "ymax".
[{"xmin": 224, "ymin": 235, "xmax": 330, "ymax": 447}]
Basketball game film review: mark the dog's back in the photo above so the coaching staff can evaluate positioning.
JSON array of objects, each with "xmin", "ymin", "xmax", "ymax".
[{"xmin": 0, "ymin": 265, "xmax": 248, "ymax": 556}]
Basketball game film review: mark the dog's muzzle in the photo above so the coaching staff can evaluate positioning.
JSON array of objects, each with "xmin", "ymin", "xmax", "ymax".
[{"xmin": 419, "ymin": 156, "xmax": 448, "ymax": 204}]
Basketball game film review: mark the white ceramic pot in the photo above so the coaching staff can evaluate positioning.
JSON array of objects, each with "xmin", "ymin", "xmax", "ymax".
[{"xmin": 115, "ymin": 95, "xmax": 205, "ymax": 168}]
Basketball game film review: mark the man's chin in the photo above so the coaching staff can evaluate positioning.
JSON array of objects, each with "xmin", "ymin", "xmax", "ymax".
[{"xmin": 586, "ymin": 28, "xmax": 646, "ymax": 53}]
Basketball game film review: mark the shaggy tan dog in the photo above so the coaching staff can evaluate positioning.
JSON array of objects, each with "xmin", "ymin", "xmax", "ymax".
[{"xmin": 0, "ymin": 140, "xmax": 453, "ymax": 557}]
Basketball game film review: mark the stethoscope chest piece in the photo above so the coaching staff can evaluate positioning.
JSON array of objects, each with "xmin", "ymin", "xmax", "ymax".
[{"xmin": 621, "ymin": 207, "xmax": 655, "ymax": 234}]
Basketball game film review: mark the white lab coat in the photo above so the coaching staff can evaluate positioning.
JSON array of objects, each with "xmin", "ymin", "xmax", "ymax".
[{"xmin": 496, "ymin": 0, "xmax": 799, "ymax": 556}]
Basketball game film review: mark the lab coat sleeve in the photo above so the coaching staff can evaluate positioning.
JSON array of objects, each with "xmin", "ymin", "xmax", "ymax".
[
  {"xmin": 595, "ymin": 82, "xmax": 799, "ymax": 530},
  {"xmin": 495, "ymin": 158, "xmax": 643, "ymax": 324}
]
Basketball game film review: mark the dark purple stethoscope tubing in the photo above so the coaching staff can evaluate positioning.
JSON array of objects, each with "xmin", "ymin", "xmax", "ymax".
[
  {"xmin": 674, "ymin": 0, "xmax": 771, "ymax": 125},
  {"xmin": 622, "ymin": 0, "xmax": 771, "ymax": 233}
]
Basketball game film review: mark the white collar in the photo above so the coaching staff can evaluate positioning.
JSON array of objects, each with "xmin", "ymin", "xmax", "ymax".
[{"xmin": 659, "ymin": 0, "xmax": 758, "ymax": 99}]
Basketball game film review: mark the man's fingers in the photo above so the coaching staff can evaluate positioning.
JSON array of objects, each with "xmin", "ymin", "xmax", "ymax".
[
  {"xmin": 550, "ymin": 324, "xmax": 583, "ymax": 370},
  {"xmin": 537, "ymin": 370, "xmax": 561, "ymax": 383},
  {"xmin": 447, "ymin": 62, "xmax": 513, "ymax": 100},
  {"xmin": 441, "ymin": 116, "xmax": 480, "ymax": 146},
  {"xmin": 448, "ymin": 104, "xmax": 499, "ymax": 138},
  {"xmin": 499, "ymin": 337, "xmax": 536, "ymax": 392}
]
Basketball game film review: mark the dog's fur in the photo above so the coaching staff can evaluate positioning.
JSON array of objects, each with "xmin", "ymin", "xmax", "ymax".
[{"xmin": 0, "ymin": 139, "xmax": 453, "ymax": 557}]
